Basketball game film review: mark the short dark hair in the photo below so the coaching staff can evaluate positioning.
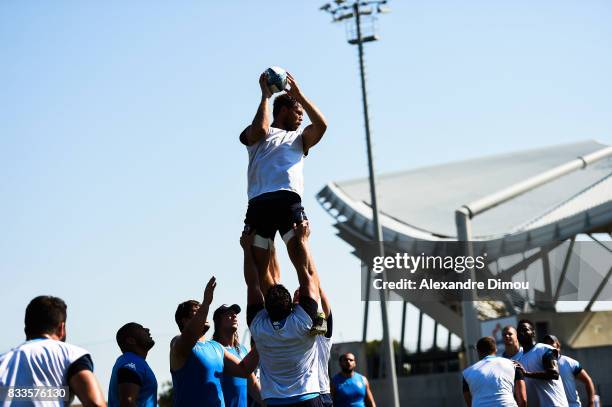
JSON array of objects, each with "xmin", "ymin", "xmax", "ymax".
[
  {"xmin": 272, "ymin": 94, "xmax": 299, "ymax": 118},
  {"xmin": 502, "ymin": 325, "xmax": 516, "ymax": 334},
  {"xmin": 175, "ymin": 300, "xmax": 199, "ymax": 331},
  {"xmin": 476, "ymin": 336, "xmax": 497, "ymax": 355},
  {"xmin": 518, "ymin": 319, "xmax": 534, "ymax": 329},
  {"xmin": 116, "ymin": 322, "xmax": 140, "ymax": 353},
  {"xmin": 24, "ymin": 296, "xmax": 67, "ymax": 339},
  {"xmin": 543, "ymin": 334, "xmax": 560, "ymax": 348},
  {"xmin": 265, "ymin": 284, "xmax": 292, "ymax": 322}
]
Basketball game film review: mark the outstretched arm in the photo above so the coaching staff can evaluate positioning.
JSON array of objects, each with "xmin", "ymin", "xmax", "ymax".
[
  {"xmin": 285, "ymin": 73, "xmax": 327, "ymax": 154},
  {"xmin": 293, "ymin": 221, "xmax": 320, "ymax": 302},
  {"xmin": 240, "ymin": 73, "xmax": 272, "ymax": 146},
  {"xmin": 223, "ymin": 348, "xmax": 259, "ymax": 378},
  {"xmin": 170, "ymin": 277, "xmax": 216, "ymax": 371},
  {"xmin": 241, "ymin": 231, "xmax": 264, "ymax": 307}
]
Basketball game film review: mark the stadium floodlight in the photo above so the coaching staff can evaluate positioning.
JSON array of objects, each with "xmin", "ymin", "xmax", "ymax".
[{"xmin": 319, "ymin": 2, "xmax": 400, "ymax": 407}]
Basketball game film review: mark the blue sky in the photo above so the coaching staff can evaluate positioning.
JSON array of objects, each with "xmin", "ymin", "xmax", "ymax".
[{"xmin": 1, "ymin": 0, "xmax": 611, "ymax": 395}]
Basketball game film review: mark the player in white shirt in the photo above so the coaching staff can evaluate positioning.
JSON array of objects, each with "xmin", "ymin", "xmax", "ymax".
[
  {"xmin": 515, "ymin": 320, "xmax": 568, "ymax": 407},
  {"xmin": 239, "ymin": 71, "xmax": 327, "ymax": 298},
  {"xmin": 462, "ymin": 336, "xmax": 527, "ymax": 407},
  {"xmin": 543, "ymin": 335, "xmax": 597, "ymax": 407},
  {"xmin": 502, "ymin": 326, "xmax": 523, "ymax": 361},
  {"xmin": 241, "ymin": 221, "xmax": 323, "ymax": 406},
  {"xmin": 0, "ymin": 295, "xmax": 106, "ymax": 407}
]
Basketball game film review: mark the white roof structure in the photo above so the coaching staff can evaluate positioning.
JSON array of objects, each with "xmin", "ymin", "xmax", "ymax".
[
  {"xmin": 317, "ymin": 140, "xmax": 612, "ymax": 336},
  {"xmin": 318, "ymin": 141, "xmax": 612, "ymax": 256}
]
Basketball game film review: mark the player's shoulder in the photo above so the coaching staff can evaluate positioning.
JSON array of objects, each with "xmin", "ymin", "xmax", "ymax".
[
  {"xmin": 117, "ymin": 353, "xmax": 145, "ymax": 373},
  {"xmin": 560, "ymin": 354, "xmax": 579, "ymax": 366},
  {"xmin": 356, "ymin": 372, "xmax": 368, "ymax": 384},
  {"xmin": 206, "ymin": 339, "xmax": 226, "ymax": 357},
  {"xmin": 250, "ymin": 307, "xmax": 268, "ymax": 327},
  {"xmin": 26, "ymin": 339, "xmax": 89, "ymax": 360}
]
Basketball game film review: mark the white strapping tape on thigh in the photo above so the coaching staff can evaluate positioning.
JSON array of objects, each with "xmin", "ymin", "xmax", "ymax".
[
  {"xmin": 282, "ymin": 229, "xmax": 295, "ymax": 244},
  {"xmin": 253, "ymin": 234, "xmax": 271, "ymax": 249}
]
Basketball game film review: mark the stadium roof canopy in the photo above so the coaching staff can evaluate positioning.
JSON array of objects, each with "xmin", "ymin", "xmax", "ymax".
[
  {"xmin": 318, "ymin": 140, "xmax": 612, "ymax": 259},
  {"xmin": 317, "ymin": 140, "xmax": 612, "ymax": 334}
]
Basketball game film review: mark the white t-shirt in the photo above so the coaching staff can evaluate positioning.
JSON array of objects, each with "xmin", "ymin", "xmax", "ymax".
[
  {"xmin": 246, "ymin": 127, "xmax": 305, "ymax": 200},
  {"xmin": 0, "ymin": 338, "xmax": 89, "ymax": 407},
  {"xmin": 518, "ymin": 343, "xmax": 568, "ymax": 407},
  {"xmin": 316, "ymin": 336, "xmax": 332, "ymax": 394},
  {"xmin": 558, "ymin": 355, "xmax": 582, "ymax": 407},
  {"xmin": 463, "ymin": 355, "xmax": 519, "ymax": 407},
  {"xmin": 249, "ymin": 305, "xmax": 320, "ymax": 400}
]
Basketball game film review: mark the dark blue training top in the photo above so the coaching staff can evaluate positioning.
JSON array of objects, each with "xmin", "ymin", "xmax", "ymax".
[
  {"xmin": 332, "ymin": 372, "xmax": 366, "ymax": 407},
  {"xmin": 108, "ymin": 352, "xmax": 158, "ymax": 407},
  {"xmin": 171, "ymin": 340, "xmax": 226, "ymax": 407}
]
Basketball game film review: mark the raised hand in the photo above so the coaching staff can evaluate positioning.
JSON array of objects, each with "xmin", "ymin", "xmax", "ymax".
[
  {"xmin": 203, "ymin": 276, "xmax": 217, "ymax": 306},
  {"xmin": 241, "ymin": 228, "xmax": 256, "ymax": 251},
  {"xmin": 285, "ymin": 72, "xmax": 304, "ymax": 101},
  {"xmin": 259, "ymin": 73, "xmax": 272, "ymax": 99},
  {"xmin": 294, "ymin": 220, "xmax": 311, "ymax": 241}
]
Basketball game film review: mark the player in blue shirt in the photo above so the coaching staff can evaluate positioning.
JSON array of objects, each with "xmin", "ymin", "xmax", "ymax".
[
  {"xmin": 331, "ymin": 352, "xmax": 376, "ymax": 407},
  {"xmin": 543, "ymin": 335, "xmax": 597, "ymax": 407},
  {"xmin": 170, "ymin": 277, "xmax": 259, "ymax": 407},
  {"xmin": 108, "ymin": 322, "xmax": 157, "ymax": 407},
  {"xmin": 212, "ymin": 304, "xmax": 261, "ymax": 407}
]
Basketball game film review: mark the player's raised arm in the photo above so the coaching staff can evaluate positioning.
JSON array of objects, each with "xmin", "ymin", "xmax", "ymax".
[
  {"xmin": 293, "ymin": 221, "xmax": 320, "ymax": 305},
  {"xmin": 240, "ymin": 73, "xmax": 272, "ymax": 146},
  {"xmin": 170, "ymin": 277, "xmax": 216, "ymax": 369},
  {"xmin": 285, "ymin": 72, "xmax": 327, "ymax": 154}
]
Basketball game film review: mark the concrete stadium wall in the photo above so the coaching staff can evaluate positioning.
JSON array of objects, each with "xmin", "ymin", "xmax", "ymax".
[{"xmin": 369, "ymin": 372, "xmax": 463, "ymax": 407}]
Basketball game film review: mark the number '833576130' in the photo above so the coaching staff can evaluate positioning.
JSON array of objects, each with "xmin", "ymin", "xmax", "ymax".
[{"xmin": 1, "ymin": 386, "xmax": 68, "ymax": 401}]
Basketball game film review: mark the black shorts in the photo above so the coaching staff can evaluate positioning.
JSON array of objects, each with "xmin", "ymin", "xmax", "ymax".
[
  {"xmin": 320, "ymin": 393, "xmax": 333, "ymax": 406},
  {"xmin": 244, "ymin": 190, "xmax": 307, "ymax": 240},
  {"xmin": 271, "ymin": 395, "xmax": 324, "ymax": 407}
]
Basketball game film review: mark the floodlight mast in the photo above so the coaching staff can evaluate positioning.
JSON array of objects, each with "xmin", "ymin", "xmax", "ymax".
[{"xmin": 320, "ymin": 2, "xmax": 400, "ymax": 407}]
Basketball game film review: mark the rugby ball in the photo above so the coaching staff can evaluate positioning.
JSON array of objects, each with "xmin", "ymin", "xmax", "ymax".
[{"xmin": 265, "ymin": 66, "xmax": 288, "ymax": 93}]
